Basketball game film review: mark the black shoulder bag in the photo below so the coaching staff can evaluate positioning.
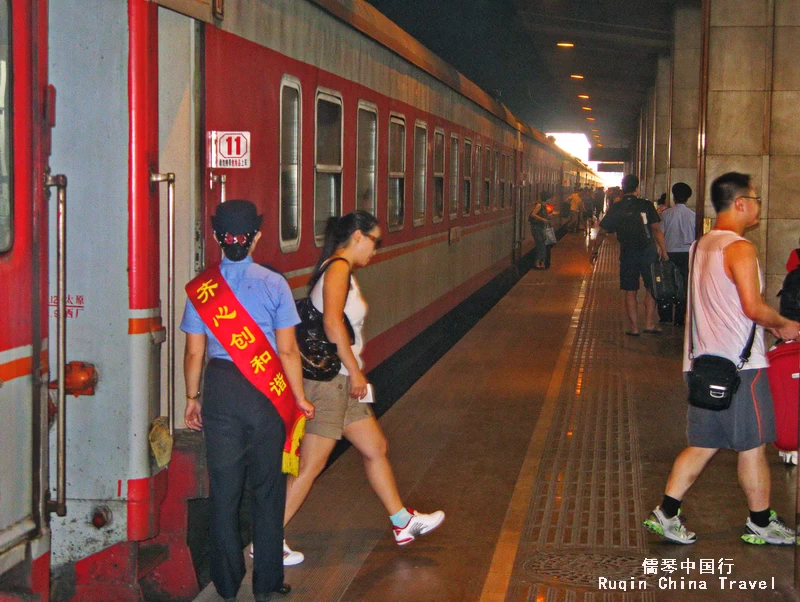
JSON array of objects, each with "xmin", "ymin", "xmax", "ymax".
[
  {"xmin": 295, "ymin": 257, "xmax": 355, "ymax": 381},
  {"xmin": 686, "ymin": 243, "xmax": 756, "ymax": 411}
]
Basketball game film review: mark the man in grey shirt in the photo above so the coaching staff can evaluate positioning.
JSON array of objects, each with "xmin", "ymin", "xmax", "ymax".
[{"xmin": 659, "ymin": 182, "xmax": 695, "ymax": 326}]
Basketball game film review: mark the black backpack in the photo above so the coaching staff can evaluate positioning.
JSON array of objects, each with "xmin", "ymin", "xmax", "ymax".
[
  {"xmin": 608, "ymin": 196, "xmax": 652, "ymax": 250},
  {"xmin": 778, "ymin": 265, "xmax": 800, "ymax": 322}
]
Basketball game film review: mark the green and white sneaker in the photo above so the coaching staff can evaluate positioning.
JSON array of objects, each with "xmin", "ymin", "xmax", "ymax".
[
  {"xmin": 643, "ymin": 506, "xmax": 696, "ymax": 544},
  {"xmin": 741, "ymin": 511, "xmax": 796, "ymax": 545}
]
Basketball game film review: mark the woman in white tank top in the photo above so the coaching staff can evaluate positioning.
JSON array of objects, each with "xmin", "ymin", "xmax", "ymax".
[{"xmin": 280, "ymin": 211, "xmax": 444, "ymax": 563}]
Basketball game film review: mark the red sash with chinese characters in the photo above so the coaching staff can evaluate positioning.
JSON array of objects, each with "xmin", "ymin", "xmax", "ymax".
[{"xmin": 186, "ymin": 265, "xmax": 305, "ymax": 476}]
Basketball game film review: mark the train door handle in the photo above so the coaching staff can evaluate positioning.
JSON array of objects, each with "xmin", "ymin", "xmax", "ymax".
[
  {"xmin": 45, "ymin": 173, "xmax": 68, "ymax": 517},
  {"xmin": 150, "ymin": 172, "xmax": 176, "ymax": 437},
  {"xmin": 209, "ymin": 171, "xmax": 226, "ymax": 204}
]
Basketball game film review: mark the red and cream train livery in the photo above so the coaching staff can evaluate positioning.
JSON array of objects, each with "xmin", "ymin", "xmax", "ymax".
[{"xmin": 0, "ymin": 0, "xmax": 598, "ymax": 600}]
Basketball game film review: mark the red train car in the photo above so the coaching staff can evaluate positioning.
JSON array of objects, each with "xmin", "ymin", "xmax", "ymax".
[{"xmin": 0, "ymin": 1, "xmax": 598, "ymax": 600}]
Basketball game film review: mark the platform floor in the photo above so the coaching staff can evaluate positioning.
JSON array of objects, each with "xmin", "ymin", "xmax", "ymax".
[{"xmin": 195, "ymin": 232, "xmax": 798, "ymax": 602}]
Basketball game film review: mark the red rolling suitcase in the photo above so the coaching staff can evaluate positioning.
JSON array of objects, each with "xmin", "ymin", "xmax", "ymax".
[{"xmin": 767, "ymin": 341, "xmax": 800, "ymax": 464}]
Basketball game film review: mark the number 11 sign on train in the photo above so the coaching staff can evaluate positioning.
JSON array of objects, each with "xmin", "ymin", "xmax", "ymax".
[{"xmin": 208, "ymin": 131, "xmax": 251, "ymax": 168}]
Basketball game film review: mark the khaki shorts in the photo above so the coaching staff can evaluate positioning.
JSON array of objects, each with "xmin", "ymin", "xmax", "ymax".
[{"xmin": 303, "ymin": 373, "xmax": 373, "ymax": 440}]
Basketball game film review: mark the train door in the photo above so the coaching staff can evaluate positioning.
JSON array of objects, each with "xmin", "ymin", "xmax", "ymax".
[
  {"xmin": 157, "ymin": 7, "xmax": 204, "ymax": 430},
  {"xmin": 0, "ymin": 0, "xmax": 52, "ymax": 598}
]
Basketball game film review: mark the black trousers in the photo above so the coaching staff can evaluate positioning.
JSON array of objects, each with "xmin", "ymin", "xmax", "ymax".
[{"xmin": 203, "ymin": 358, "xmax": 286, "ymax": 599}]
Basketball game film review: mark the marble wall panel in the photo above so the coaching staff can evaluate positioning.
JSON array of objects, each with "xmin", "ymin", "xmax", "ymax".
[
  {"xmin": 706, "ymin": 91, "xmax": 765, "ymax": 155},
  {"xmin": 654, "ymin": 174, "xmax": 668, "ymax": 199},
  {"xmin": 776, "ymin": 0, "xmax": 800, "ymax": 26},
  {"xmin": 672, "ymin": 92, "xmax": 699, "ymax": 129},
  {"xmin": 675, "ymin": 6, "xmax": 702, "ymax": 49},
  {"xmin": 708, "ymin": 27, "xmax": 769, "ymax": 91},
  {"xmin": 672, "ymin": 127, "xmax": 697, "ymax": 168},
  {"xmin": 656, "ymin": 113, "xmax": 671, "ymax": 138},
  {"xmin": 772, "ymin": 27, "xmax": 800, "ymax": 90},
  {"xmin": 767, "ymin": 219, "xmax": 800, "ymax": 276},
  {"xmin": 710, "ymin": 0, "xmax": 768, "ymax": 26},
  {"xmin": 770, "ymin": 91, "xmax": 800, "ymax": 156},
  {"xmin": 768, "ymin": 156, "xmax": 800, "ymax": 218},
  {"xmin": 657, "ymin": 55, "xmax": 672, "ymax": 91},
  {"xmin": 673, "ymin": 48, "xmax": 702, "ymax": 91},
  {"xmin": 656, "ymin": 143, "xmax": 670, "ymax": 172}
]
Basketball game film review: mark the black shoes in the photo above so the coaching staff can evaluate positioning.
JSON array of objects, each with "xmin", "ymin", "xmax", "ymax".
[{"xmin": 254, "ymin": 584, "xmax": 292, "ymax": 601}]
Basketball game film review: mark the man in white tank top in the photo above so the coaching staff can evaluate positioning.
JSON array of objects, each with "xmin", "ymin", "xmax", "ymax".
[{"xmin": 643, "ymin": 172, "xmax": 800, "ymax": 546}]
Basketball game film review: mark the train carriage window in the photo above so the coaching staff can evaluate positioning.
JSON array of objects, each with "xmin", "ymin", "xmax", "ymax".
[
  {"xmin": 432, "ymin": 128, "xmax": 444, "ymax": 222},
  {"xmin": 463, "ymin": 138, "xmax": 472, "ymax": 216},
  {"xmin": 413, "ymin": 122, "xmax": 427, "ymax": 226},
  {"xmin": 356, "ymin": 102, "xmax": 377, "ymax": 215},
  {"xmin": 474, "ymin": 142, "xmax": 481, "ymax": 214},
  {"xmin": 279, "ymin": 77, "xmax": 301, "ymax": 251},
  {"xmin": 499, "ymin": 153, "xmax": 506, "ymax": 209},
  {"xmin": 0, "ymin": 2, "xmax": 10, "ymax": 253},
  {"xmin": 387, "ymin": 115, "xmax": 405, "ymax": 230},
  {"xmin": 449, "ymin": 133, "xmax": 459, "ymax": 219},
  {"xmin": 492, "ymin": 150, "xmax": 500, "ymax": 211},
  {"xmin": 314, "ymin": 91, "xmax": 343, "ymax": 244},
  {"xmin": 508, "ymin": 154, "xmax": 515, "ymax": 210},
  {"xmin": 483, "ymin": 146, "xmax": 491, "ymax": 211}
]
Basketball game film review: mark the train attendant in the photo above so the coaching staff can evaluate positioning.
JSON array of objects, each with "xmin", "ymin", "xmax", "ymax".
[
  {"xmin": 181, "ymin": 200, "xmax": 314, "ymax": 602},
  {"xmin": 285, "ymin": 210, "xmax": 444, "ymax": 555}
]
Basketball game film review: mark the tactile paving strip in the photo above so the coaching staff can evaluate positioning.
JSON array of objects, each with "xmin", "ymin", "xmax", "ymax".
[{"xmin": 506, "ymin": 240, "xmax": 654, "ymax": 602}]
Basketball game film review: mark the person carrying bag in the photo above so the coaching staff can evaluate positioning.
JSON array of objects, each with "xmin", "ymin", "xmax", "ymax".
[
  {"xmin": 686, "ymin": 242, "xmax": 755, "ymax": 410},
  {"xmin": 295, "ymin": 257, "xmax": 355, "ymax": 381}
]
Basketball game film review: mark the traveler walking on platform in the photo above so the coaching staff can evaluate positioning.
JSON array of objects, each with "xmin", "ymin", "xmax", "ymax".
[
  {"xmin": 529, "ymin": 190, "xmax": 553, "ymax": 269},
  {"xmin": 660, "ymin": 182, "xmax": 695, "ymax": 326},
  {"xmin": 181, "ymin": 200, "xmax": 315, "ymax": 602},
  {"xmin": 643, "ymin": 172, "xmax": 800, "ymax": 546},
  {"xmin": 282, "ymin": 211, "xmax": 445, "ymax": 559},
  {"xmin": 589, "ymin": 174, "xmax": 668, "ymax": 336},
  {"xmin": 565, "ymin": 185, "xmax": 583, "ymax": 232},
  {"xmin": 592, "ymin": 186, "xmax": 606, "ymax": 218}
]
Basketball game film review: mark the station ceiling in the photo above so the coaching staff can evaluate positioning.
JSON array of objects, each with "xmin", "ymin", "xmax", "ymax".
[{"xmin": 364, "ymin": 0, "xmax": 684, "ymax": 154}]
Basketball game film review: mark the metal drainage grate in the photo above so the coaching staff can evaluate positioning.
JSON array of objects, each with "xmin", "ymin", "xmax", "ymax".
[{"xmin": 521, "ymin": 549, "xmax": 659, "ymax": 589}]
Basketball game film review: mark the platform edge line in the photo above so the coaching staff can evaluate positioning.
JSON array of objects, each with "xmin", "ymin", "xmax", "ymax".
[{"xmin": 478, "ymin": 267, "xmax": 592, "ymax": 602}]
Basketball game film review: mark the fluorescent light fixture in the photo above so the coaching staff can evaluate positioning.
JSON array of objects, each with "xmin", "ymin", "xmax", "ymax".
[
  {"xmin": 557, "ymin": 42, "xmax": 574, "ymax": 48},
  {"xmin": 570, "ymin": 74, "xmax": 584, "ymax": 79},
  {"xmin": 586, "ymin": 117, "xmax": 595, "ymax": 121},
  {"xmin": 578, "ymin": 94, "xmax": 589, "ymax": 99},
  {"xmin": 582, "ymin": 106, "xmax": 592, "ymax": 111}
]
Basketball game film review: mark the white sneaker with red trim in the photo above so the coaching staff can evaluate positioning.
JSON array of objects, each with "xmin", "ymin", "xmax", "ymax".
[
  {"xmin": 393, "ymin": 509, "xmax": 445, "ymax": 546},
  {"xmin": 248, "ymin": 540, "xmax": 305, "ymax": 566}
]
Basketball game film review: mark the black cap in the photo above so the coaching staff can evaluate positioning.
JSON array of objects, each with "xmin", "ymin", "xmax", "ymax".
[
  {"xmin": 671, "ymin": 182, "xmax": 692, "ymax": 201},
  {"xmin": 210, "ymin": 200, "xmax": 263, "ymax": 235}
]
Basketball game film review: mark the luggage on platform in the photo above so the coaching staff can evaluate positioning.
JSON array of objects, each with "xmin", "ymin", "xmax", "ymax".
[
  {"xmin": 649, "ymin": 260, "xmax": 685, "ymax": 304},
  {"xmin": 767, "ymin": 340, "xmax": 800, "ymax": 464}
]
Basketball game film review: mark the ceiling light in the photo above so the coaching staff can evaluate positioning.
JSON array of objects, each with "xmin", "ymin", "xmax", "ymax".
[
  {"xmin": 591, "ymin": 129, "xmax": 599, "ymax": 132},
  {"xmin": 582, "ymin": 107, "xmax": 592, "ymax": 111},
  {"xmin": 557, "ymin": 42, "xmax": 574, "ymax": 48},
  {"xmin": 578, "ymin": 94, "xmax": 590, "ymax": 99},
  {"xmin": 570, "ymin": 74, "xmax": 584, "ymax": 79},
  {"xmin": 586, "ymin": 117, "xmax": 595, "ymax": 121},
  {"xmin": 597, "ymin": 144, "xmax": 603, "ymax": 147}
]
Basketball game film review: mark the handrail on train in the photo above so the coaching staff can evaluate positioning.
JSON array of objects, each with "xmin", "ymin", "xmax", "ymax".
[{"xmin": 45, "ymin": 172, "xmax": 68, "ymax": 517}]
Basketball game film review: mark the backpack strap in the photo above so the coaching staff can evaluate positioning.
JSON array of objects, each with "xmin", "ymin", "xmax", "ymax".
[{"xmin": 688, "ymin": 239, "xmax": 756, "ymax": 368}]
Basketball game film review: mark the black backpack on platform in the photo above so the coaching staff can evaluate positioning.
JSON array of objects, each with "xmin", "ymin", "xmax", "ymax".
[{"xmin": 778, "ymin": 264, "xmax": 800, "ymax": 322}]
